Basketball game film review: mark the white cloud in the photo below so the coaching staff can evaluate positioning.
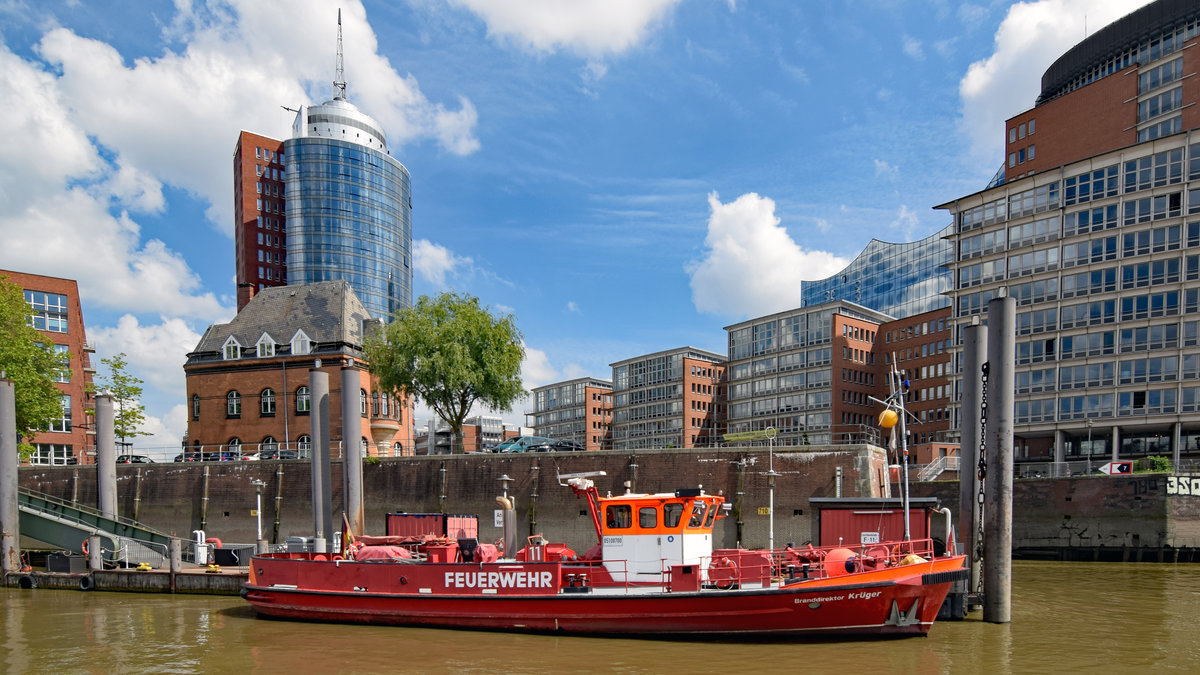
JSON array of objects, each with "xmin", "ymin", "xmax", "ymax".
[
  {"xmin": 88, "ymin": 315, "xmax": 203, "ymax": 397},
  {"xmin": 815, "ymin": 218, "xmax": 831, "ymax": 233},
  {"xmin": 890, "ymin": 205, "xmax": 921, "ymax": 241},
  {"xmin": 30, "ymin": 1, "xmax": 479, "ymax": 238},
  {"xmin": 687, "ymin": 192, "xmax": 848, "ymax": 318},
  {"xmin": 520, "ymin": 345, "xmax": 558, "ymax": 389},
  {"xmin": 958, "ymin": 0, "xmax": 1154, "ymax": 161},
  {"xmin": 873, "ymin": 158, "xmax": 899, "ymax": 179},
  {"xmin": 902, "ymin": 36, "xmax": 924, "ymax": 61},
  {"xmin": 133, "ymin": 404, "xmax": 189, "ymax": 457},
  {"xmin": 448, "ymin": 0, "xmax": 681, "ymax": 56},
  {"xmin": 413, "ymin": 239, "xmax": 473, "ymax": 287},
  {"xmin": 565, "ymin": 301, "xmax": 580, "ymax": 314}
]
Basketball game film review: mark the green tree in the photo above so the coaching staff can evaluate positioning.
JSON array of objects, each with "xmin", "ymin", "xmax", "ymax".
[
  {"xmin": 0, "ymin": 276, "xmax": 65, "ymax": 456},
  {"xmin": 88, "ymin": 353, "xmax": 150, "ymax": 450},
  {"xmin": 367, "ymin": 292, "xmax": 524, "ymax": 454}
]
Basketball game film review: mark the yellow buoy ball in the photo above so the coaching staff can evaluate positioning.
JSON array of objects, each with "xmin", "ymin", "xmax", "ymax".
[{"xmin": 878, "ymin": 409, "xmax": 898, "ymax": 429}]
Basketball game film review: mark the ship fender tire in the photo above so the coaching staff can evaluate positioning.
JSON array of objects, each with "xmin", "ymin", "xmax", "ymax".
[
  {"xmin": 17, "ymin": 575, "xmax": 37, "ymax": 590},
  {"xmin": 79, "ymin": 575, "xmax": 93, "ymax": 591}
]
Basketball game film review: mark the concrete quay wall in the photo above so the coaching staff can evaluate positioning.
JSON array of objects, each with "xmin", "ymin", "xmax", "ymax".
[
  {"xmin": 913, "ymin": 473, "xmax": 1200, "ymax": 561},
  {"xmin": 18, "ymin": 446, "xmax": 887, "ymax": 553}
]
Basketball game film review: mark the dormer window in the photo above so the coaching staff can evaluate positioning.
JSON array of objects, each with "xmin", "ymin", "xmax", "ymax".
[
  {"xmin": 291, "ymin": 329, "xmax": 313, "ymax": 355},
  {"xmin": 257, "ymin": 333, "xmax": 276, "ymax": 357},
  {"xmin": 223, "ymin": 336, "xmax": 242, "ymax": 360}
]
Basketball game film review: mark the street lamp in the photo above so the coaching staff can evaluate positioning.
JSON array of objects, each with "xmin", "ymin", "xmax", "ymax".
[{"xmin": 1086, "ymin": 419, "xmax": 1093, "ymax": 475}]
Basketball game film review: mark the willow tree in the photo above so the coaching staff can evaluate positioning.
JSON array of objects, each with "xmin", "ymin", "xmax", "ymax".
[
  {"xmin": 367, "ymin": 292, "xmax": 524, "ymax": 454},
  {"xmin": 0, "ymin": 276, "xmax": 65, "ymax": 455}
]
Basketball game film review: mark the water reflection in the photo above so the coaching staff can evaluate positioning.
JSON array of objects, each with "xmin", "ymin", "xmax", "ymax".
[{"xmin": 2, "ymin": 562, "xmax": 1198, "ymax": 674}]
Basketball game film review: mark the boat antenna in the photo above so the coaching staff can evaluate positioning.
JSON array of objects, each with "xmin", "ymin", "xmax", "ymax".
[
  {"xmin": 869, "ymin": 355, "xmax": 913, "ymax": 541},
  {"xmin": 333, "ymin": 8, "xmax": 347, "ymax": 100}
]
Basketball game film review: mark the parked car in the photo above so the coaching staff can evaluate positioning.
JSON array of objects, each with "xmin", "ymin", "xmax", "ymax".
[
  {"xmin": 174, "ymin": 451, "xmax": 202, "ymax": 462},
  {"xmin": 260, "ymin": 448, "xmax": 299, "ymax": 460},
  {"xmin": 492, "ymin": 436, "xmax": 558, "ymax": 453},
  {"xmin": 202, "ymin": 451, "xmax": 235, "ymax": 462},
  {"xmin": 552, "ymin": 440, "xmax": 585, "ymax": 452},
  {"xmin": 116, "ymin": 455, "xmax": 153, "ymax": 464}
]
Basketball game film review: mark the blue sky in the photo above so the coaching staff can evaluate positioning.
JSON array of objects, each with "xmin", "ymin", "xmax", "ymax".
[{"xmin": 0, "ymin": 0, "xmax": 1151, "ymax": 454}]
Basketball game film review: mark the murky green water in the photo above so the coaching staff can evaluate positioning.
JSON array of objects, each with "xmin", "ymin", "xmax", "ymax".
[{"xmin": 2, "ymin": 561, "xmax": 1198, "ymax": 673}]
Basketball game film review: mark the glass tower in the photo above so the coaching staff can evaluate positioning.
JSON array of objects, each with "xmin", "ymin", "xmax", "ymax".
[{"xmin": 284, "ymin": 97, "xmax": 412, "ymax": 320}]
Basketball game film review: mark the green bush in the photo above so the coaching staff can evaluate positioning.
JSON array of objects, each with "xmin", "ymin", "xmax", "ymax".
[{"xmin": 1139, "ymin": 455, "xmax": 1173, "ymax": 473}]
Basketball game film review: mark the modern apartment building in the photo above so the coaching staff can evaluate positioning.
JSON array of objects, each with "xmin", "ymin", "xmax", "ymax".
[
  {"xmin": 610, "ymin": 348, "xmax": 725, "ymax": 450},
  {"xmin": 939, "ymin": 0, "xmax": 1200, "ymax": 464},
  {"xmin": 2, "ymin": 270, "xmax": 95, "ymax": 465},
  {"xmin": 233, "ymin": 132, "xmax": 287, "ymax": 310},
  {"xmin": 184, "ymin": 281, "xmax": 413, "ymax": 458},
  {"xmin": 530, "ymin": 378, "xmax": 613, "ymax": 450}
]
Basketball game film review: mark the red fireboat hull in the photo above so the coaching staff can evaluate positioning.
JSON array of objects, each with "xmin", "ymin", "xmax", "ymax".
[{"xmin": 243, "ymin": 554, "xmax": 967, "ymax": 638}]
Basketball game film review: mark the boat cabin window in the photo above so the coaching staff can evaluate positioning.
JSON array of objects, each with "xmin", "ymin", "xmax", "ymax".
[
  {"xmin": 688, "ymin": 502, "xmax": 708, "ymax": 528},
  {"xmin": 663, "ymin": 503, "xmax": 684, "ymax": 528},
  {"xmin": 605, "ymin": 504, "xmax": 632, "ymax": 529},
  {"xmin": 639, "ymin": 507, "xmax": 657, "ymax": 529},
  {"xmin": 704, "ymin": 502, "xmax": 719, "ymax": 527}
]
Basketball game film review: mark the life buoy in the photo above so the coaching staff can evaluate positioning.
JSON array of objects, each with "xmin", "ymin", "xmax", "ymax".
[
  {"xmin": 81, "ymin": 539, "xmax": 89, "ymax": 555},
  {"xmin": 205, "ymin": 537, "xmax": 223, "ymax": 549},
  {"xmin": 709, "ymin": 557, "xmax": 739, "ymax": 590}
]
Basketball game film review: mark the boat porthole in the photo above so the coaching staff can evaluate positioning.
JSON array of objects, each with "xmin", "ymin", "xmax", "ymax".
[
  {"xmin": 257, "ymin": 569, "xmax": 264, "ymax": 576},
  {"xmin": 808, "ymin": 602, "xmax": 822, "ymax": 609},
  {"xmin": 399, "ymin": 576, "xmax": 407, "ymax": 585}
]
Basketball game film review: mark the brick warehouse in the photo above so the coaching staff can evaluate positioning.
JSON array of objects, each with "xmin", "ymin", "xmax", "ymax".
[{"xmin": 185, "ymin": 280, "xmax": 413, "ymax": 458}]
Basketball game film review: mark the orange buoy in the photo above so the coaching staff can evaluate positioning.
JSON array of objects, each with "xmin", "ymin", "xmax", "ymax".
[
  {"xmin": 877, "ymin": 409, "xmax": 898, "ymax": 429},
  {"xmin": 823, "ymin": 548, "xmax": 858, "ymax": 577}
]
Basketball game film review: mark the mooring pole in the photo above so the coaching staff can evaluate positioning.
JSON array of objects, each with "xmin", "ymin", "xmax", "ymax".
[
  {"xmin": 0, "ymin": 377, "xmax": 20, "ymax": 575},
  {"xmin": 95, "ymin": 394, "xmax": 117, "ymax": 520},
  {"xmin": 341, "ymin": 366, "xmax": 364, "ymax": 537},
  {"xmin": 984, "ymin": 294, "xmax": 1015, "ymax": 623},
  {"xmin": 310, "ymin": 368, "xmax": 332, "ymax": 552},
  {"xmin": 960, "ymin": 318, "xmax": 986, "ymax": 596}
]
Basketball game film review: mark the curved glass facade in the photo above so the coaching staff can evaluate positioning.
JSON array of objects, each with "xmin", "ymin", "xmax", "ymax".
[
  {"xmin": 801, "ymin": 224, "xmax": 953, "ymax": 319},
  {"xmin": 284, "ymin": 137, "xmax": 412, "ymax": 320}
]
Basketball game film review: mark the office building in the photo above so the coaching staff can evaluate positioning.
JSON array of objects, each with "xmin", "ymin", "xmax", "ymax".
[
  {"xmin": 2, "ymin": 270, "xmax": 95, "ymax": 465},
  {"xmin": 610, "ymin": 347, "xmax": 725, "ymax": 450},
  {"xmin": 530, "ymin": 378, "xmax": 613, "ymax": 450},
  {"xmin": 939, "ymin": 0, "xmax": 1200, "ymax": 464},
  {"xmin": 233, "ymin": 18, "xmax": 413, "ymax": 320}
]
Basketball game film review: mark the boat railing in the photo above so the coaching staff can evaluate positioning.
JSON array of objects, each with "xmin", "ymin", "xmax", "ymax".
[{"xmin": 696, "ymin": 538, "xmax": 945, "ymax": 587}]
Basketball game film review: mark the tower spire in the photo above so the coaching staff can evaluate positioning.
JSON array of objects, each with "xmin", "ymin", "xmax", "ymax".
[{"xmin": 333, "ymin": 9, "xmax": 347, "ymax": 100}]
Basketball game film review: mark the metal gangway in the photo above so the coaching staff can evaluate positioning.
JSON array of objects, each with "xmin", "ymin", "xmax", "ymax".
[{"xmin": 17, "ymin": 488, "xmax": 174, "ymax": 566}]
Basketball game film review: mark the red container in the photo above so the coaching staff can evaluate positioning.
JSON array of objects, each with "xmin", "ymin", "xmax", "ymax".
[{"xmin": 387, "ymin": 513, "xmax": 479, "ymax": 540}]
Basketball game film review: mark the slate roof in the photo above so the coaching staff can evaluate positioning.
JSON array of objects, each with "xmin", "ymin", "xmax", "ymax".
[{"xmin": 188, "ymin": 281, "xmax": 373, "ymax": 361}]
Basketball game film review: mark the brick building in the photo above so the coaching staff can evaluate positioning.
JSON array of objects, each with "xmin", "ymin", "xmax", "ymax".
[
  {"xmin": 1, "ymin": 270, "xmax": 95, "ymax": 465},
  {"xmin": 234, "ymin": 131, "xmax": 288, "ymax": 311},
  {"xmin": 610, "ymin": 347, "xmax": 725, "ymax": 450},
  {"xmin": 185, "ymin": 281, "xmax": 412, "ymax": 458},
  {"xmin": 530, "ymin": 378, "xmax": 613, "ymax": 450},
  {"xmin": 940, "ymin": 0, "xmax": 1200, "ymax": 466}
]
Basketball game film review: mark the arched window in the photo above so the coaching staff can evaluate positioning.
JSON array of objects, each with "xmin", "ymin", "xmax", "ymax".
[
  {"xmin": 392, "ymin": 441, "xmax": 403, "ymax": 457},
  {"xmin": 360, "ymin": 388, "xmax": 368, "ymax": 417},
  {"xmin": 192, "ymin": 394, "xmax": 200, "ymax": 420},
  {"xmin": 228, "ymin": 438, "xmax": 241, "ymax": 456},
  {"xmin": 296, "ymin": 385, "xmax": 310, "ymax": 413},
  {"xmin": 297, "ymin": 434, "xmax": 312, "ymax": 458},
  {"xmin": 380, "ymin": 393, "xmax": 390, "ymax": 418},
  {"xmin": 372, "ymin": 392, "xmax": 380, "ymax": 417},
  {"xmin": 261, "ymin": 388, "xmax": 276, "ymax": 415},
  {"xmin": 361, "ymin": 437, "xmax": 370, "ymax": 455},
  {"xmin": 226, "ymin": 391, "xmax": 242, "ymax": 417},
  {"xmin": 261, "ymin": 436, "xmax": 278, "ymax": 453}
]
